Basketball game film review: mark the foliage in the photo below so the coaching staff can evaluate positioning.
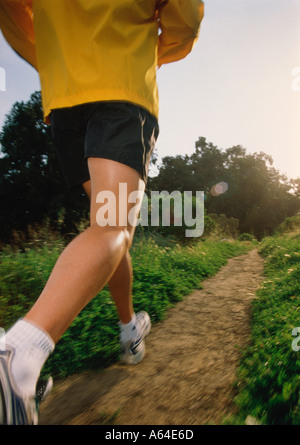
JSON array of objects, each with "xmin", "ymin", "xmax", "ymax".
[
  {"xmin": 209, "ymin": 214, "xmax": 240, "ymax": 239},
  {"xmin": 1, "ymin": 94, "xmax": 299, "ymax": 245},
  {"xmin": 0, "ymin": 92, "xmax": 89, "ymax": 245},
  {"xmin": 233, "ymin": 226, "xmax": 300, "ymax": 425},
  {"xmin": 149, "ymin": 137, "xmax": 300, "ymax": 239},
  {"xmin": 0, "ymin": 232, "xmax": 250, "ymax": 378},
  {"xmin": 275, "ymin": 215, "xmax": 300, "ymax": 236},
  {"xmin": 237, "ymin": 233, "xmax": 256, "ymax": 242}
]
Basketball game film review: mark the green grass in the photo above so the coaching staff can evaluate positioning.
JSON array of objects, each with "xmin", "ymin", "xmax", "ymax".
[
  {"xmin": 232, "ymin": 231, "xmax": 300, "ymax": 425},
  {"xmin": 2, "ymin": 218, "xmax": 299, "ymax": 424},
  {"xmin": 0, "ymin": 233, "xmax": 250, "ymax": 379}
]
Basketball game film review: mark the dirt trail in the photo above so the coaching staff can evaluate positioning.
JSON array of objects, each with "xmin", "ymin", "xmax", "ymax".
[{"xmin": 39, "ymin": 248, "xmax": 264, "ymax": 425}]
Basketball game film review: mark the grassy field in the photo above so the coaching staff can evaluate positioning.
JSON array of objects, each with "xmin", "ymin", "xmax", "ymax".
[
  {"xmin": 1, "ymin": 216, "xmax": 299, "ymax": 425},
  {"xmin": 231, "ymin": 218, "xmax": 300, "ymax": 425},
  {"xmin": 0, "ymin": 232, "xmax": 250, "ymax": 380}
]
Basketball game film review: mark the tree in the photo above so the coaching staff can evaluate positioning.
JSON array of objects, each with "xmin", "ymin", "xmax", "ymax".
[
  {"xmin": 0, "ymin": 92, "xmax": 89, "ymax": 244},
  {"xmin": 149, "ymin": 137, "xmax": 300, "ymax": 239},
  {"xmin": 190, "ymin": 137, "xmax": 225, "ymax": 194},
  {"xmin": 148, "ymin": 154, "xmax": 193, "ymax": 193}
]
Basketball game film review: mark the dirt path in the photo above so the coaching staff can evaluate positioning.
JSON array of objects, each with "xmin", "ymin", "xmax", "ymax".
[{"xmin": 39, "ymin": 248, "xmax": 264, "ymax": 425}]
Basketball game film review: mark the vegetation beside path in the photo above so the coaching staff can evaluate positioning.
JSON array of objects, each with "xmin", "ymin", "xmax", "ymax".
[
  {"xmin": 1, "ymin": 216, "xmax": 300, "ymax": 425},
  {"xmin": 229, "ymin": 216, "xmax": 300, "ymax": 425},
  {"xmin": 0, "ymin": 231, "xmax": 250, "ymax": 379}
]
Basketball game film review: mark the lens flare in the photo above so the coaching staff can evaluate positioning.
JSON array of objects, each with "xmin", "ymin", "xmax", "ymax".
[{"xmin": 210, "ymin": 182, "xmax": 228, "ymax": 196}]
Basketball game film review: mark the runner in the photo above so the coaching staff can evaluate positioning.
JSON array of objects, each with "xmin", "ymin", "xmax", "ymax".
[{"xmin": 0, "ymin": 0, "xmax": 204, "ymax": 425}]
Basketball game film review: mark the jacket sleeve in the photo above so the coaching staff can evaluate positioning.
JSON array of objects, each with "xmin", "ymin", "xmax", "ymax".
[
  {"xmin": 157, "ymin": 0, "xmax": 204, "ymax": 67},
  {"xmin": 0, "ymin": 0, "xmax": 37, "ymax": 69}
]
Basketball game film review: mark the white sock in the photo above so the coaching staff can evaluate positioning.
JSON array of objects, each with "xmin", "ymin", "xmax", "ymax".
[
  {"xmin": 3, "ymin": 319, "xmax": 55, "ymax": 397},
  {"xmin": 119, "ymin": 314, "xmax": 139, "ymax": 342}
]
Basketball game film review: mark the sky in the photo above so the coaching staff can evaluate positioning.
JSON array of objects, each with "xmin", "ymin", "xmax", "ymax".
[{"xmin": 0, "ymin": 0, "xmax": 300, "ymax": 180}]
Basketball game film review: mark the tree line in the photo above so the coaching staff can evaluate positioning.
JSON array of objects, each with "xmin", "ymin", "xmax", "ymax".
[
  {"xmin": 0, "ymin": 91, "xmax": 299, "ymax": 245},
  {"xmin": 148, "ymin": 138, "xmax": 300, "ymax": 239}
]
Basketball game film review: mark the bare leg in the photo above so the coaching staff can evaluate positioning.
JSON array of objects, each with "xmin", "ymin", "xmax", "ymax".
[
  {"xmin": 82, "ymin": 180, "xmax": 135, "ymax": 325},
  {"xmin": 108, "ymin": 251, "xmax": 134, "ymax": 324},
  {"xmin": 25, "ymin": 159, "xmax": 144, "ymax": 343}
]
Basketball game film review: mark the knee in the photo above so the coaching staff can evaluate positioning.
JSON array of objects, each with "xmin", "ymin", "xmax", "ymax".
[
  {"xmin": 111, "ymin": 226, "xmax": 132, "ymax": 251},
  {"xmin": 123, "ymin": 227, "xmax": 132, "ymax": 250},
  {"xmin": 89, "ymin": 223, "xmax": 132, "ymax": 251}
]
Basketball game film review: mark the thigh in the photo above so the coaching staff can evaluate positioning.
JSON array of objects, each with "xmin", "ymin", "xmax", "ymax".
[{"xmin": 88, "ymin": 158, "xmax": 145, "ymax": 241}]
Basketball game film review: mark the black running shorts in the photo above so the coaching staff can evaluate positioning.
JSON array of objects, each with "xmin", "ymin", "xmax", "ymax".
[{"xmin": 50, "ymin": 101, "xmax": 159, "ymax": 188}]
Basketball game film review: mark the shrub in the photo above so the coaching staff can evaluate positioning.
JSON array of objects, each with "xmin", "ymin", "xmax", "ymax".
[{"xmin": 238, "ymin": 233, "xmax": 255, "ymax": 242}]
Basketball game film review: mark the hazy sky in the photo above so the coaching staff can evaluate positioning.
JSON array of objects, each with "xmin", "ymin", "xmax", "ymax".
[{"xmin": 1, "ymin": 0, "xmax": 300, "ymax": 179}]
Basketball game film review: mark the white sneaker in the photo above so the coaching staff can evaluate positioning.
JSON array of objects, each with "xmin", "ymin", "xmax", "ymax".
[
  {"xmin": 0, "ymin": 345, "xmax": 52, "ymax": 425},
  {"xmin": 120, "ymin": 311, "xmax": 151, "ymax": 365}
]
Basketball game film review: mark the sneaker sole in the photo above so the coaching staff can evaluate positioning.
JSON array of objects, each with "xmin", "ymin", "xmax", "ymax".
[
  {"xmin": 121, "ymin": 340, "xmax": 146, "ymax": 365},
  {"xmin": 121, "ymin": 311, "xmax": 151, "ymax": 365}
]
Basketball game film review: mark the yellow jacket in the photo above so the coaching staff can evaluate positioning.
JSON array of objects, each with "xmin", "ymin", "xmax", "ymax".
[{"xmin": 0, "ymin": 0, "xmax": 204, "ymax": 120}]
